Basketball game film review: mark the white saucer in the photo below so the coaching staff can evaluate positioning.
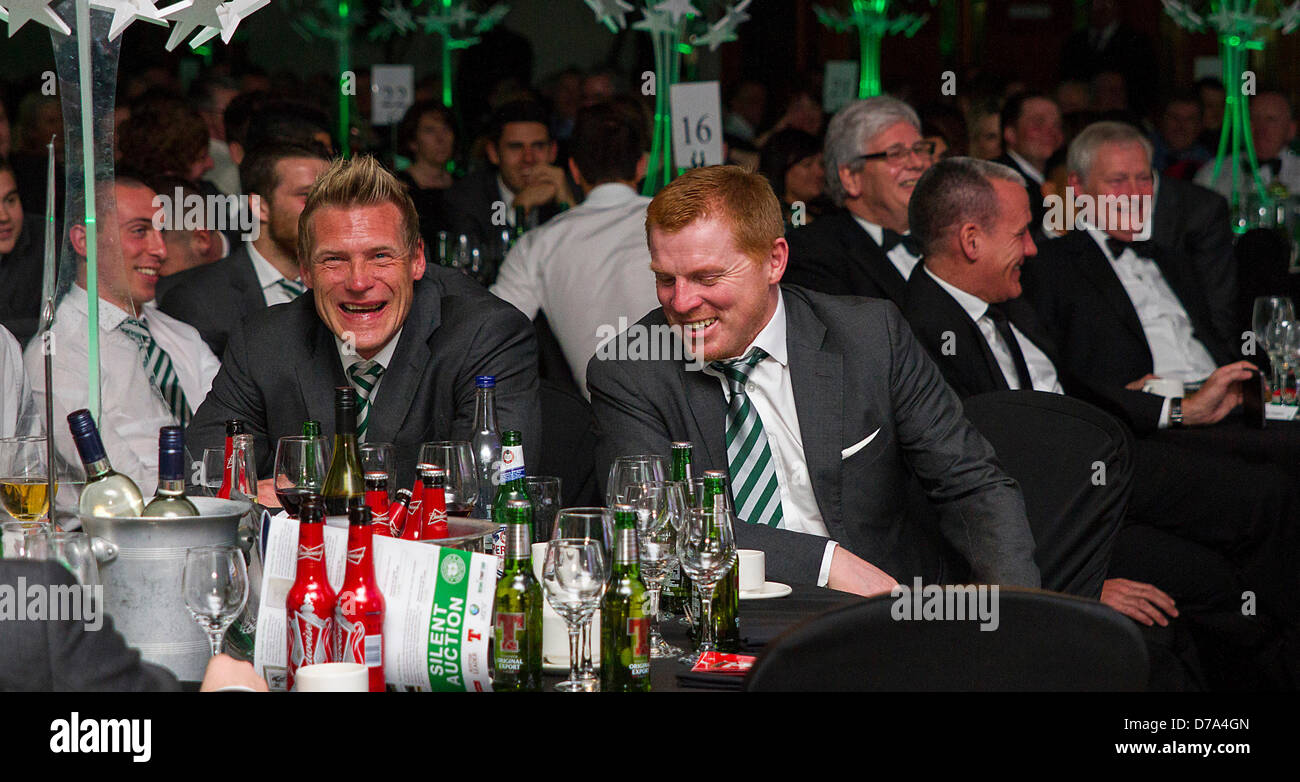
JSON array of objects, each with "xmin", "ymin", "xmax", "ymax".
[{"xmin": 739, "ymin": 581, "xmax": 792, "ymax": 600}]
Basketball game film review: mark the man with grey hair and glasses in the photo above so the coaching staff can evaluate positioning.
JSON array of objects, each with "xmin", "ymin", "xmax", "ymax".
[{"xmin": 784, "ymin": 96, "xmax": 933, "ymax": 305}]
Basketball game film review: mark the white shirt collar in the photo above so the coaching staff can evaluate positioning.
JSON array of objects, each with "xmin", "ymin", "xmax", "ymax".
[
  {"xmin": 335, "ymin": 328, "xmax": 402, "ymax": 373},
  {"xmin": 1006, "ymin": 149, "xmax": 1044, "ymax": 184},
  {"xmin": 923, "ymin": 266, "xmax": 990, "ymax": 323},
  {"xmin": 67, "ymin": 282, "xmax": 151, "ymax": 330},
  {"xmin": 721, "ymin": 290, "xmax": 788, "ymax": 368},
  {"xmin": 246, "ymin": 240, "xmax": 299, "ymax": 290},
  {"xmin": 582, "ymin": 182, "xmax": 640, "ymax": 208},
  {"xmin": 849, "ymin": 214, "xmax": 885, "ymax": 246}
]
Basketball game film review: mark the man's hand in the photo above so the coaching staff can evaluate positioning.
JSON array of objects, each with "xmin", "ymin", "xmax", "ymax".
[
  {"xmin": 1100, "ymin": 578, "xmax": 1178, "ymax": 627},
  {"xmin": 827, "ymin": 546, "xmax": 899, "ymax": 597},
  {"xmin": 513, "ymin": 165, "xmax": 574, "ymax": 212},
  {"xmin": 200, "ymin": 654, "xmax": 268, "ymax": 692},
  {"xmin": 1125, "ymin": 373, "xmax": 1159, "ymax": 391},
  {"xmin": 1182, "ymin": 361, "xmax": 1256, "ymax": 426}
]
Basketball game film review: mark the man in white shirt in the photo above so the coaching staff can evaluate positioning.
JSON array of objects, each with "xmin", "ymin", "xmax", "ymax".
[
  {"xmin": 1195, "ymin": 91, "xmax": 1300, "ymax": 197},
  {"xmin": 490, "ymin": 102, "xmax": 659, "ymax": 397},
  {"xmin": 24, "ymin": 177, "xmax": 221, "ymax": 495},
  {"xmin": 784, "ymin": 96, "xmax": 931, "ymax": 304}
]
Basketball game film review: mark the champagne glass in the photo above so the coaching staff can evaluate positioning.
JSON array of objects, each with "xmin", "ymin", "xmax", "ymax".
[
  {"xmin": 418, "ymin": 441, "xmax": 478, "ymax": 516},
  {"xmin": 552, "ymin": 508, "xmax": 613, "ymax": 683},
  {"xmin": 47, "ymin": 531, "xmax": 100, "ymax": 587},
  {"xmin": 0, "ymin": 436, "xmax": 54, "ymax": 522},
  {"xmin": 542, "ymin": 539, "xmax": 607, "ymax": 692},
  {"xmin": 1, "ymin": 520, "xmax": 49, "ymax": 560},
  {"xmin": 183, "ymin": 544, "xmax": 250, "ymax": 657},
  {"xmin": 606, "ymin": 454, "xmax": 667, "ymax": 506},
  {"xmin": 273, "ymin": 436, "xmax": 329, "ymax": 515},
  {"xmin": 677, "ymin": 508, "xmax": 738, "ymax": 657},
  {"xmin": 524, "ymin": 476, "xmax": 562, "ymax": 545},
  {"xmin": 625, "ymin": 480, "xmax": 687, "ymax": 658}
]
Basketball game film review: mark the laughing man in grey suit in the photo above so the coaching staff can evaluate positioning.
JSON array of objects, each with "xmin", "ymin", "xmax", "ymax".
[
  {"xmin": 587, "ymin": 165, "xmax": 1039, "ymax": 594},
  {"xmin": 188, "ymin": 156, "xmax": 541, "ymax": 495}
]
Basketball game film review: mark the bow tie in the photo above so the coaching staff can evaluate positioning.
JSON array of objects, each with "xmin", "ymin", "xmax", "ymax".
[
  {"xmin": 881, "ymin": 229, "xmax": 921, "ymax": 257},
  {"xmin": 1105, "ymin": 236, "xmax": 1154, "ymax": 259}
]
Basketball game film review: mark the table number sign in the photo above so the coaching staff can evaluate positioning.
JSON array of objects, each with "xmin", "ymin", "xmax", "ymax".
[
  {"xmin": 823, "ymin": 60, "xmax": 860, "ymax": 114},
  {"xmin": 670, "ymin": 81, "xmax": 724, "ymax": 170}
]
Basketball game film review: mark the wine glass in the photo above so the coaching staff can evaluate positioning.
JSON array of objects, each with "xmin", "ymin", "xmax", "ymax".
[
  {"xmin": 1, "ymin": 520, "xmax": 49, "ymax": 560},
  {"xmin": 47, "ymin": 531, "xmax": 100, "ymax": 587},
  {"xmin": 553, "ymin": 507, "xmax": 613, "ymax": 683},
  {"xmin": 182, "ymin": 544, "xmax": 250, "ymax": 657},
  {"xmin": 418, "ymin": 441, "xmax": 478, "ymax": 517},
  {"xmin": 625, "ymin": 480, "xmax": 687, "ymax": 658},
  {"xmin": 273, "ymin": 436, "xmax": 328, "ymax": 515},
  {"xmin": 524, "ymin": 476, "xmax": 562, "ymax": 545},
  {"xmin": 360, "ymin": 442, "xmax": 397, "ymax": 501},
  {"xmin": 1266, "ymin": 319, "xmax": 1300, "ymax": 403},
  {"xmin": 606, "ymin": 454, "xmax": 667, "ymax": 506},
  {"xmin": 0, "ymin": 436, "xmax": 54, "ymax": 522},
  {"xmin": 1254, "ymin": 297, "xmax": 1295, "ymax": 396},
  {"xmin": 677, "ymin": 507, "xmax": 738, "ymax": 657},
  {"xmin": 542, "ymin": 539, "xmax": 607, "ymax": 692},
  {"xmin": 199, "ymin": 448, "xmax": 226, "ymax": 497}
]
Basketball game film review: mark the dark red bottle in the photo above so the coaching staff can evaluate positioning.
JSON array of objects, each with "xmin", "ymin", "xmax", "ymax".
[
  {"xmin": 285, "ymin": 496, "xmax": 335, "ymax": 691},
  {"xmin": 335, "ymin": 497, "xmax": 386, "ymax": 692}
]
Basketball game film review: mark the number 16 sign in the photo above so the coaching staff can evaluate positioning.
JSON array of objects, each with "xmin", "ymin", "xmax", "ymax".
[{"xmin": 670, "ymin": 81, "xmax": 724, "ymax": 170}]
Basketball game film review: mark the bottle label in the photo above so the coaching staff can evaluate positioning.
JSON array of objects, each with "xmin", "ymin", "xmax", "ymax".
[
  {"xmin": 492, "ymin": 527, "xmax": 507, "ymax": 576},
  {"xmin": 628, "ymin": 615, "xmax": 650, "ymax": 678},
  {"xmin": 494, "ymin": 611, "xmax": 525, "ymax": 673},
  {"xmin": 499, "ymin": 445, "xmax": 525, "ymax": 483},
  {"xmin": 297, "ymin": 542, "xmax": 325, "ymax": 562},
  {"xmin": 346, "ymin": 545, "xmax": 365, "ymax": 565},
  {"xmin": 288, "ymin": 603, "xmax": 334, "ymax": 689},
  {"xmin": 336, "ymin": 614, "xmax": 366, "ymax": 663}
]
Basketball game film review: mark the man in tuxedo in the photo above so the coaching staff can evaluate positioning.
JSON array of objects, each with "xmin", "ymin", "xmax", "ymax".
[
  {"xmin": 188, "ymin": 156, "xmax": 542, "ymax": 493},
  {"xmin": 783, "ymin": 96, "xmax": 931, "ymax": 305},
  {"xmin": 446, "ymin": 100, "xmax": 573, "ymax": 248},
  {"xmin": 158, "ymin": 143, "xmax": 330, "ymax": 359},
  {"xmin": 1195, "ymin": 91, "xmax": 1300, "ymax": 198},
  {"xmin": 993, "ymin": 92, "xmax": 1064, "ymax": 236},
  {"xmin": 588, "ymin": 164, "xmax": 1039, "ymax": 594}
]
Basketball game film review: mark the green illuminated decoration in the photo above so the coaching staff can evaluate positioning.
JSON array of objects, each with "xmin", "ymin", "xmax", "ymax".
[{"xmin": 815, "ymin": 0, "xmax": 932, "ymax": 99}]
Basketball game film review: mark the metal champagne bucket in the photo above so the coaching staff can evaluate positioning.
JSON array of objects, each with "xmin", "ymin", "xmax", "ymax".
[{"xmin": 79, "ymin": 497, "xmax": 252, "ymax": 683}]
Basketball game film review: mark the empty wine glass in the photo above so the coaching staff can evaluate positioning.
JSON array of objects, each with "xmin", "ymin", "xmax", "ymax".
[
  {"xmin": 542, "ymin": 539, "xmax": 607, "ymax": 692},
  {"xmin": 418, "ymin": 441, "xmax": 478, "ymax": 517},
  {"xmin": 199, "ymin": 448, "xmax": 226, "ymax": 497},
  {"xmin": 0, "ymin": 436, "xmax": 53, "ymax": 522},
  {"xmin": 182, "ymin": 544, "xmax": 250, "ymax": 657},
  {"xmin": 606, "ymin": 454, "xmax": 667, "ymax": 507},
  {"xmin": 1, "ymin": 520, "xmax": 49, "ymax": 560},
  {"xmin": 1254, "ymin": 297, "xmax": 1295, "ymax": 397},
  {"xmin": 552, "ymin": 507, "xmax": 613, "ymax": 683},
  {"xmin": 273, "ymin": 436, "xmax": 329, "ymax": 515},
  {"xmin": 677, "ymin": 508, "xmax": 738, "ymax": 657},
  {"xmin": 625, "ymin": 480, "xmax": 687, "ymax": 658}
]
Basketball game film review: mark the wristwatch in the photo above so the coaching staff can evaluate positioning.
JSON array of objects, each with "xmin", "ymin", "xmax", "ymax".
[{"xmin": 1170, "ymin": 396, "xmax": 1184, "ymax": 428}]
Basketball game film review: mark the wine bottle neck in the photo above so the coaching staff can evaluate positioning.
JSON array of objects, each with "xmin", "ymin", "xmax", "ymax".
[
  {"xmin": 155, "ymin": 479, "xmax": 187, "ymax": 496},
  {"xmin": 84, "ymin": 458, "xmax": 113, "ymax": 481}
]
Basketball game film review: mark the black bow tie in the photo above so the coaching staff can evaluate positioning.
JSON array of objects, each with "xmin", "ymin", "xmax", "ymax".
[
  {"xmin": 881, "ymin": 229, "xmax": 921, "ymax": 257},
  {"xmin": 1105, "ymin": 236, "xmax": 1154, "ymax": 259}
]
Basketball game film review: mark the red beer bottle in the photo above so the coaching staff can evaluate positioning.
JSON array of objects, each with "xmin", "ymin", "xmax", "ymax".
[
  {"xmin": 387, "ymin": 488, "xmax": 413, "ymax": 538},
  {"xmin": 402, "ymin": 464, "xmax": 433, "ymax": 539},
  {"xmin": 335, "ymin": 497, "xmax": 386, "ymax": 692},
  {"xmin": 216, "ymin": 420, "xmax": 245, "ymax": 499},
  {"xmin": 365, "ymin": 471, "xmax": 392, "ymax": 537},
  {"xmin": 418, "ymin": 465, "xmax": 450, "ymax": 540},
  {"xmin": 286, "ymin": 496, "xmax": 335, "ymax": 691}
]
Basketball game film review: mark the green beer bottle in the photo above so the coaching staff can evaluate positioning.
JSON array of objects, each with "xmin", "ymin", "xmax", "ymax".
[
  {"xmin": 601, "ymin": 504, "xmax": 652, "ymax": 692},
  {"xmin": 492, "ymin": 499, "xmax": 543, "ymax": 691},
  {"xmin": 701, "ymin": 470, "xmax": 742, "ymax": 652},
  {"xmin": 665, "ymin": 442, "xmax": 695, "ymax": 614},
  {"xmin": 492, "ymin": 431, "xmax": 532, "ymax": 571}
]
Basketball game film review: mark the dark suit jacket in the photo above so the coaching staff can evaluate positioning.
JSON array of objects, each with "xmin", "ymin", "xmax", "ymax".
[
  {"xmin": 187, "ymin": 266, "xmax": 543, "ymax": 490},
  {"xmin": 0, "ymin": 214, "xmax": 46, "ymax": 347},
  {"xmin": 993, "ymin": 153, "xmax": 1050, "ymax": 235},
  {"xmin": 157, "ymin": 243, "xmax": 266, "ymax": 359},
  {"xmin": 446, "ymin": 168, "xmax": 563, "ymax": 248},
  {"xmin": 1152, "ymin": 176, "xmax": 1238, "ymax": 342},
  {"xmin": 0, "ymin": 561, "xmax": 180, "ymax": 691},
  {"xmin": 783, "ymin": 208, "xmax": 908, "ymax": 304},
  {"xmin": 586, "ymin": 284, "xmax": 1040, "ymax": 588},
  {"xmin": 901, "ymin": 266, "xmax": 1163, "ymax": 435},
  {"xmin": 1021, "ymin": 231, "xmax": 1238, "ymax": 390}
]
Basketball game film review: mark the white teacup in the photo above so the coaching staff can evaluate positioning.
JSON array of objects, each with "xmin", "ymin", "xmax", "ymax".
[
  {"xmin": 738, "ymin": 549, "xmax": 766, "ymax": 593},
  {"xmin": 294, "ymin": 662, "xmax": 368, "ymax": 692},
  {"xmin": 1141, "ymin": 378, "xmax": 1184, "ymax": 398}
]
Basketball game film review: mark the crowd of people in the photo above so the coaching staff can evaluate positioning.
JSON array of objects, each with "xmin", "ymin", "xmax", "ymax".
[{"xmin": 2, "ymin": 4, "xmax": 1300, "ymax": 692}]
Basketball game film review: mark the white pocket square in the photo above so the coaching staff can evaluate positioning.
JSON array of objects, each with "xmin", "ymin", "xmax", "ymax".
[{"xmin": 840, "ymin": 428, "xmax": 881, "ymax": 460}]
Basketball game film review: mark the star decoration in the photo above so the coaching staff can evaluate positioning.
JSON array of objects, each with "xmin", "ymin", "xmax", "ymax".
[
  {"xmin": 814, "ymin": 5, "xmax": 850, "ymax": 34},
  {"xmin": 474, "ymin": 2, "xmax": 509, "ymax": 33},
  {"xmin": 651, "ymin": 0, "xmax": 697, "ymax": 25},
  {"xmin": 446, "ymin": 3, "xmax": 474, "ymax": 28},
  {"xmin": 87, "ymin": 0, "xmax": 173, "ymax": 40},
  {"xmin": 1206, "ymin": 7, "xmax": 1269, "ymax": 35},
  {"xmin": 1160, "ymin": 0, "xmax": 1203, "ymax": 30},
  {"xmin": 694, "ymin": 0, "xmax": 750, "ymax": 50},
  {"xmin": 379, "ymin": 2, "xmax": 416, "ymax": 33},
  {"xmin": 632, "ymin": 6, "xmax": 675, "ymax": 34},
  {"xmin": 4, "ymin": 0, "xmax": 72, "ymax": 36},
  {"xmin": 585, "ymin": 0, "xmax": 633, "ymax": 33},
  {"xmin": 212, "ymin": 0, "xmax": 269, "ymax": 44},
  {"xmin": 1274, "ymin": 1, "xmax": 1300, "ymax": 34},
  {"xmin": 419, "ymin": 10, "xmax": 452, "ymax": 36},
  {"xmin": 160, "ymin": 0, "xmax": 223, "ymax": 50}
]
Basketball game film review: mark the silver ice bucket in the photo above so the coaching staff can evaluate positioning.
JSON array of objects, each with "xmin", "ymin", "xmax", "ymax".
[{"xmin": 79, "ymin": 497, "xmax": 252, "ymax": 683}]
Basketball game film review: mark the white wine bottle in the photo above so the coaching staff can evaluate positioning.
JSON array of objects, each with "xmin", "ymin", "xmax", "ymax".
[
  {"xmin": 321, "ymin": 386, "xmax": 364, "ymax": 516},
  {"xmin": 143, "ymin": 426, "xmax": 200, "ymax": 517},
  {"xmin": 68, "ymin": 409, "xmax": 145, "ymax": 518}
]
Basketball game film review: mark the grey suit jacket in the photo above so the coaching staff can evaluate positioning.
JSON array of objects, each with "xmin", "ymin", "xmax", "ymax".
[
  {"xmin": 587, "ymin": 285, "xmax": 1040, "ymax": 588},
  {"xmin": 157, "ymin": 243, "xmax": 267, "ymax": 359},
  {"xmin": 187, "ymin": 266, "xmax": 542, "ymax": 490}
]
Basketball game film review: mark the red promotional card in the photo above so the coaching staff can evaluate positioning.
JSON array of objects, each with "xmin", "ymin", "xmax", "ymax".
[{"xmin": 690, "ymin": 652, "xmax": 756, "ymax": 675}]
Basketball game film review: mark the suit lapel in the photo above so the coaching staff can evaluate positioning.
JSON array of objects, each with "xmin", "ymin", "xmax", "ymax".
[
  {"xmin": 229, "ymin": 245, "xmax": 268, "ymax": 310},
  {"xmin": 295, "ymin": 297, "xmax": 347, "ymax": 432},
  {"xmin": 365, "ymin": 278, "xmax": 439, "ymax": 443},
  {"xmin": 784, "ymin": 292, "xmax": 845, "ymax": 537},
  {"xmin": 840, "ymin": 214, "xmax": 907, "ymax": 303},
  {"xmin": 1070, "ymin": 234, "xmax": 1149, "ymax": 347},
  {"xmin": 679, "ymin": 363, "xmax": 728, "ymax": 474},
  {"xmin": 912, "ymin": 269, "xmax": 1008, "ymax": 393}
]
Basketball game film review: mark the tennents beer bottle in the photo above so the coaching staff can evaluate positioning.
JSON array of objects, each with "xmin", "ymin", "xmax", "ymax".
[
  {"xmin": 321, "ymin": 387, "xmax": 364, "ymax": 515},
  {"xmin": 665, "ymin": 441, "xmax": 694, "ymax": 613},
  {"xmin": 492, "ymin": 498, "xmax": 542, "ymax": 691},
  {"xmin": 601, "ymin": 504, "xmax": 651, "ymax": 692},
  {"xmin": 143, "ymin": 426, "xmax": 199, "ymax": 517},
  {"xmin": 68, "ymin": 409, "xmax": 145, "ymax": 518},
  {"xmin": 286, "ymin": 496, "xmax": 335, "ymax": 691},
  {"xmin": 335, "ymin": 497, "xmax": 385, "ymax": 692},
  {"xmin": 702, "ymin": 470, "xmax": 741, "ymax": 652},
  {"xmin": 491, "ymin": 430, "xmax": 531, "ymax": 574}
]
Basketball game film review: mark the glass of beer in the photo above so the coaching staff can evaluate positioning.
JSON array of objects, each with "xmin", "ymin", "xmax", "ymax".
[{"xmin": 0, "ymin": 436, "xmax": 55, "ymax": 522}]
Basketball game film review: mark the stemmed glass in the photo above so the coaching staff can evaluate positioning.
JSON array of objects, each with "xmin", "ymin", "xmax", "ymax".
[
  {"xmin": 542, "ymin": 539, "xmax": 607, "ymax": 692},
  {"xmin": 677, "ymin": 508, "xmax": 738, "ymax": 657},
  {"xmin": 625, "ymin": 480, "xmax": 687, "ymax": 658},
  {"xmin": 1266, "ymin": 319, "xmax": 1300, "ymax": 404},
  {"xmin": 273, "ymin": 436, "xmax": 329, "ymax": 514},
  {"xmin": 0, "ymin": 436, "xmax": 53, "ymax": 522},
  {"xmin": 199, "ymin": 448, "xmax": 226, "ymax": 497},
  {"xmin": 606, "ymin": 454, "xmax": 667, "ymax": 506},
  {"xmin": 1253, "ymin": 297, "xmax": 1295, "ymax": 397},
  {"xmin": 360, "ymin": 442, "xmax": 397, "ymax": 502},
  {"xmin": 1, "ymin": 521, "xmax": 49, "ymax": 560},
  {"xmin": 418, "ymin": 441, "xmax": 478, "ymax": 517},
  {"xmin": 552, "ymin": 508, "xmax": 613, "ymax": 685},
  {"xmin": 182, "ymin": 544, "xmax": 250, "ymax": 657}
]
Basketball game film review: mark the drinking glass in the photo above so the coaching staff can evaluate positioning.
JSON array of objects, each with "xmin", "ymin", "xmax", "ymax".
[
  {"xmin": 552, "ymin": 508, "xmax": 613, "ymax": 682},
  {"xmin": 1253, "ymin": 297, "xmax": 1295, "ymax": 396},
  {"xmin": 0, "ymin": 436, "xmax": 53, "ymax": 522},
  {"xmin": 606, "ymin": 454, "xmax": 667, "ymax": 507},
  {"xmin": 1, "ymin": 520, "xmax": 49, "ymax": 560},
  {"xmin": 524, "ymin": 476, "xmax": 561, "ymax": 545},
  {"xmin": 47, "ymin": 531, "xmax": 100, "ymax": 587},
  {"xmin": 677, "ymin": 508, "xmax": 738, "ymax": 656},
  {"xmin": 273, "ymin": 436, "xmax": 329, "ymax": 515},
  {"xmin": 199, "ymin": 448, "xmax": 226, "ymax": 497},
  {"xmin": 625, "ymin": 480, "xmax": 687, "ymax": 658},
  {"xmin": 183, "ymin": 544, "xmax": 250, "ymax": 657},
  {"xmin": 542, "ymin": 539, "xmax": 607, "ymax": 692},
  {"xmin": 360, "ymin": 442, "xmax": 397, "ymax": 501},
  {"xmin": 1266, "ymin": 319, "xmax": 1300, "ymax": 404},
  {"xmin": 418, "ymin": 441, "xmax": 478, "ymax": 516},
  {"xmin": 680, "ymin": 475, "xmax": 733, "ymax": 635}
]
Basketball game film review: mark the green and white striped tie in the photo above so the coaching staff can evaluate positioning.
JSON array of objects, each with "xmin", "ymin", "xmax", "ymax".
[
  {"xmin": 274, "ymin": 278, "xmax": 307, "ymax": 300},
  {"xmin": 347, "ymin": 359, "xmax": 385, "ymax": 441},
  {"xmin": 118, "ymin": 316, "xmax": 192, "ymax": 427},
  {"xmin": 711, "ymin": 348, "xmax": 783, "ymax": 528}
]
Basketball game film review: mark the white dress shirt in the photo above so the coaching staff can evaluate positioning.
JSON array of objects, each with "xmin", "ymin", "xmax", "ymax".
[
  {"xmin": 703, "ymin": 292, "xmax": 838, "ymax": 586},
  {"xmin": 497, "ymin": 176, "xmax": 518, "ymax": 227},
  {"xmin": 1006, "ymin": 149, "xmax": 1045, "ymax": 185},
  {"xmin": 850, "ymin": 214, "xmax": 922, "ymax": 281},
  {"xmin": 335, "ymin": 328, "xmax": 402, "ymax": 442},
  {"xmin": 24, "ymin": 285, "xmax": 221, "ymax": 496},
  {"xmin": 1, "ymin": 325, "xmax": 39, "ymax": 438},
  {"xmin": 490, "ymin": 183, "xmax": 661, "ymax": 397},
  {"xmin": 1194, "ymin": 147, "xmax": 1300, "ymax": 199},
  {"xmin": 247, "ymin": 241, "xmax": 305, "ymax": 307},
  {"xmin": 924, "ymin": 268, "xmax": 1064, "ymax": 393}
]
